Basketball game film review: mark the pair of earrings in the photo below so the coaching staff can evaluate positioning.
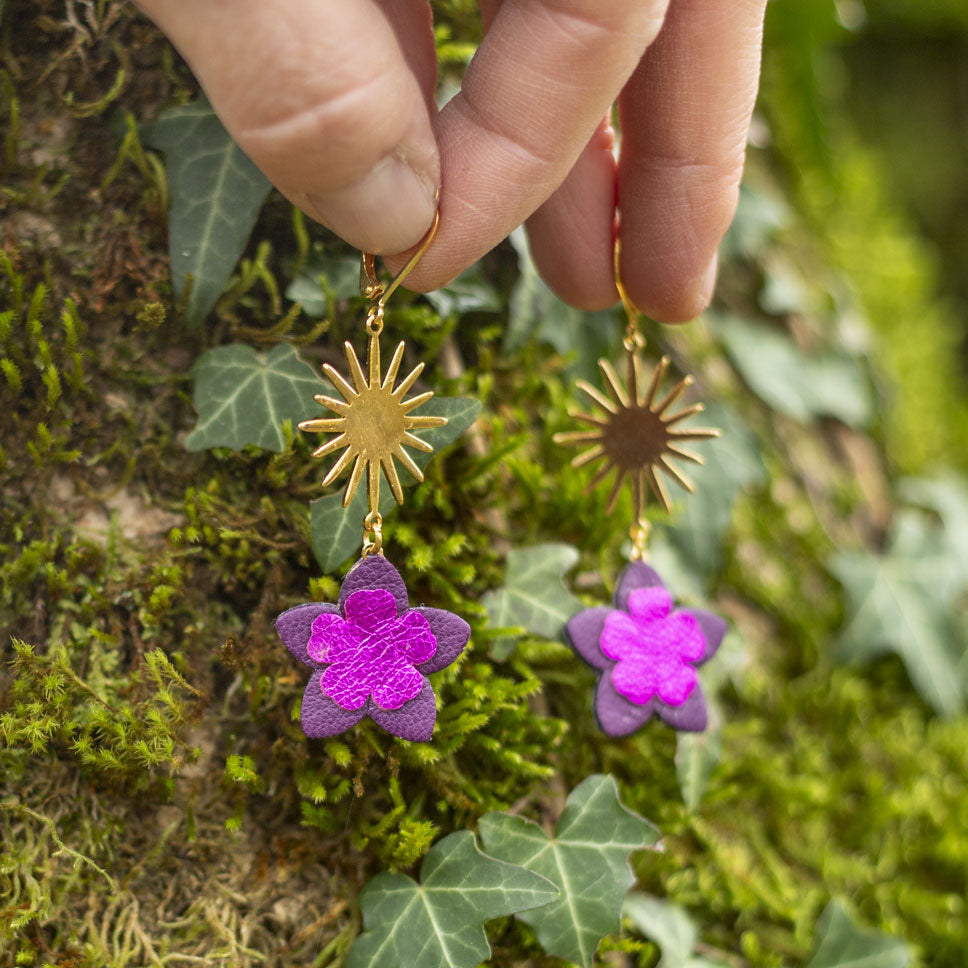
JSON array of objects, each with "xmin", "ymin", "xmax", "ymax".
[{"xmin": 274, "ymin": 220, "xmax": 725, "ymax": 743}]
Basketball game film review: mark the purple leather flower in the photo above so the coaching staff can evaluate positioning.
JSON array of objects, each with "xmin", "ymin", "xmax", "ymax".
[
  {"xmin": 275, "ymin": 556, "xmax": 471, "ymax": 742},
  {"xmin": 565, "ymin": 562, "xmax": 726, "ymax": 735}
]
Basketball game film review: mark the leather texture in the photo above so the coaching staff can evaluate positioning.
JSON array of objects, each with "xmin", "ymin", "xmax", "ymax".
[
  {"xmin": 275, "ymin": 556, "xmax": 470, "ymax": 742},
  {"xmin": 275, "ymin": 602, "xmax": 340, "ymax": 666},
  {"xmin": 339, "ymin": 555, "xmax": 408, "ymax": 613},
  {"xmin": 614, "ymin": 561, "xmax": 665, "ymax": 611},
  {"xmin": 565, "ymin": 562, "xmax": 726, "ymax": 736}
]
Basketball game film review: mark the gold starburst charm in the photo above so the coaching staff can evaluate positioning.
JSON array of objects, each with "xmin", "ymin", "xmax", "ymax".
[
  {"xmin": 298, "ymin": 333, "xmax": 446, "ymax": 511},
  {"xmin": 554, "ymin": 349, "xmax": 718, "ymax": 518}
]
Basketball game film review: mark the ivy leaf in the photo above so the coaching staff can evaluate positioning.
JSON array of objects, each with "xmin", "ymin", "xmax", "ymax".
[
  {"xmin": 646, "ymin": 534, "xmax": 707, "ymax": 603},
  {"xmin": 311, "ymin": 483, "xmax": 396, "ymax": 574},
  {"xmin": 286, "ymin": 251, "xmax": 361, "ymax": 317},
  {"xmin": 625, "ymin": 894, "xmax": 723, "ymax": 968},
  {"xmin": 805, "ymin": 902, "xmax": 911, "ymax": 968},
  {"xmin": 675, "ymin": 630, "xmax": 747, "ymax": 810},
  {"xmin": 310, "ymin": 396, "xmax": 481, "ymax": 571},
  {"xmin": 624, "ymin": 894, "xmax": 729, "ymax": 967},
  {"xmin": 481, "ymin": 543, "xmax": 583, "ymax": 659},
  {"xmin": 634, "ymin": 547, "xmax": 732, "ymax": 810},
  {"xmin": 899, "ymin": 473, "xmax": 968, "ymax": 584},
  {"xmin": 504, "ymin": 228, "xmax": 620, "ymax": 382},
  {"xmin": 624, "ymin": 894, "xmax": 696, "ymax": 966},
  {"xmin": 478, "ymin": 774, "xmax": 660, "ymax": 968},
  {"xmin": 344, "ymin": 830, "xmax": 558, "ymax": 968},
  {"xmin": 143, "ymin": 101, "xmax": 271, "ymax": 327},
  {"xmin": 185, "ymin": 343, "xmax": 329, "ymax": 452},
  {"xmin": 665, "ymin": 402, "xmax": 766, "ymax": 576},
  {"xmin": 830, "ymin": 510, "xmax": 968, "ymax": 717},
  {"xmin": 719, "ymin": 184, "xmax": 790, "ymax": 261},
  {"xmin": 717, "ymin": 314, "xmax": 873, "ymax": 428},
  {"xmin": 675, "ymin": 711, "xmax": 722, "ymax": 813},
  {"xmin": 424, "ymin": 263, "xmax": 502, "ymax": 317},
  {"xmin": 288, "ymin": 256, "xmax": 500, "ymax": 321}
]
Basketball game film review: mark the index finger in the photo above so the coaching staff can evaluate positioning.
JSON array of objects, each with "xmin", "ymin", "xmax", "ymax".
[{"xmin": 399, "ymin": 0, "xmax": 671, "ymax": 290}]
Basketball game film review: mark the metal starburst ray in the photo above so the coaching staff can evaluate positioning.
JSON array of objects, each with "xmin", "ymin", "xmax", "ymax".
[
  {"xmin": 298, "ymin": 334, "xmax": 446, "ymax": 512},
  {"xmin": 554, "ymin": 347, "xmax": 719, "ymax": 518}
]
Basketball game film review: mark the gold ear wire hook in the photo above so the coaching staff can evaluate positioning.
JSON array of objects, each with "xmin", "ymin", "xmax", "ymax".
[
  {"xmin": 614, "ymin": 237, "xmax": 644, "ymax": 352},
  {"xmin": 360, "ymin": 253, "xmax": 382, "ymax": 301},
  {"xmin": 359, "ymin": 209, "xmax": 441, "ymax": 308},
  {"xmin": 613, "ymin": 238, "xmax": 635, "ymax": 324},
  {"xmin": 614, "ymin": 236, "xmax": 650, "ymax": 557}
]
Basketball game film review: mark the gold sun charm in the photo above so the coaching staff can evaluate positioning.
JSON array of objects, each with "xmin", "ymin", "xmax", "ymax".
[
  {"xmin": 554, "ymin": 351, "xmax": 718, "ymax": 516},
  {"xmin": 298, "ymin": 335, "xmax": 446, "ymax": 511}
]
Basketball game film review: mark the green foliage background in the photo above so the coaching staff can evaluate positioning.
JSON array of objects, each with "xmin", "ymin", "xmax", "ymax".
[{"xmin": 1, "ymin": 1, "xmax": 967, "ymax": 966}]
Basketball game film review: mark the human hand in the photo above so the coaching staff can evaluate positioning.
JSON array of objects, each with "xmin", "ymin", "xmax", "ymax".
[{"xmin": 136, "ymin": 0, "xmax": 766, "ymax": 321}]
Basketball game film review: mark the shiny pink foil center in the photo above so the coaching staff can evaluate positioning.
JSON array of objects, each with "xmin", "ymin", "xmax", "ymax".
[
  {"xmin": 307, "ymin": 588, "xmax": 437, "ymax": 711},
  {"xmin": 600, "ymin": 586, "xmax": 704, "ymax": 706}
]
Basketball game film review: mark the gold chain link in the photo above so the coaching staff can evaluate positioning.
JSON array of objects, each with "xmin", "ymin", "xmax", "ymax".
[
  {"xmin": 623, "ymin": 324, "xmax": 644, "ymax": 354},
  {"xmin": 362, "ymin": 511, "xmax": 384, "ymax": 557},
  {"xmin": 629, "ymin": 518, "xmax": 651, "ymax": 562},
  {"xmin": 364, "ymin": 306, "xmax": 384, "ymax": 337}
]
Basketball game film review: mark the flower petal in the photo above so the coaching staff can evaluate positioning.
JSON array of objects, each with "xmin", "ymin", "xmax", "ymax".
[
  {"xmin": 600, "ymin": 610, "xmax": 641, "ymax": 661},
  {"xmin": 369, "ymin": 677, "xmax": 437, "ymax": 741},
  {"xmin": 655, "ymin": 681, "xmax": 708, "ymax": 732},
  {"xmin": 300, "ymin": 671, "xmax": 367, "ymax": 737},
  {"xmin": 321, "ymin": 658, "xmax": 375, "ymax": 710},
  {"xmin": 308, "ymin": 612, "xmax": 355, "ymax": 663},
  {"xmin": 668, "ymin": 612, "xmax": 705, "ymax": 663},
  {"xmin": 339, "ymin": 555, "xmax": 408, "ymax": 613},
  {"xmin": 611, "ymin": 655, "xmax": 659, "ymax": 705},
  {"xmin": 653, "ymin": 660, "xmax": 698, "ymax": 707},
  {"xmin": 613, "ymin": 561, "xmax": 665, "ymax": 611},
  {"xmin": 344, "ymin": 588, "xmax": 398, "ymax": 631},
  {"xmin": 627, "ymin": 586, "xmax": 672, "ymax": 624},
  {"xmin": 594, "ymin": 673, "xmax": 654, "ymax": 737},
  {"xmin": 275, "ymin": 603, "xmax": 340, "ymax": 666},
  {"xmin": 370, "ymin": 651, "xmax": 425, "ymax": 710},
  {"xmin": 565, "ymin": 606, "xmax": 613, "ymax": 670},
  {"xmin": 412, "ymin": 607, "xmax": 470, "ymax": 674},
  {"xmin": 682, "ymin": 609, "xmax": 728, "ymax": 663},
  {"xmin": 391, "ymin": 610, "xmax": 437, "ymax": 665}
]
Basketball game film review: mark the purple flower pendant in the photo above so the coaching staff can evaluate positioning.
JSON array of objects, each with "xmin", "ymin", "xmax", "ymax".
[
  {"xmin": 565, "ymin": 561, "xmax": 726, "ymax": 735},
  {"xmin": 275, "ymin": 556, "xmax": 471, "ymax": 742}
]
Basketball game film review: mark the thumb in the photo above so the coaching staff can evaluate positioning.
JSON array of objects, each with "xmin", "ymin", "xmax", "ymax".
[{"xmin": 137, "ymin": 0, "xmax": 440, "ymax": 254}]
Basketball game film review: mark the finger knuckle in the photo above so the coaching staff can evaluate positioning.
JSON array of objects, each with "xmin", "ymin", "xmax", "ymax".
[
  {"xmin": 541, "ymin": 0, "xmax": 669, "ymax": 46},
  {"xmin": 234, "ymin": 71, "xmax": 412, "ymax": 190}
]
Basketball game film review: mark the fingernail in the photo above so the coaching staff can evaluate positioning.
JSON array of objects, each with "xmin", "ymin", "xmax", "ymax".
[
  {"xmin": 305, "ymin": 154, "xmax": 438, "ymax": 254},
  {"xmin": 698, "ymin": 252, "xmax": 719, "ymax": 311}
]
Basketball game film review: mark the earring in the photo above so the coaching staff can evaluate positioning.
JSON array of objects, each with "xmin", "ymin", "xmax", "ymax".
[
  {"xmin": 554, "ymin": 245, "xmax": 727, "ymax": 736},
  {"xmin": 274, "ymin": 213, "xmax": 471, "ymax": 743}
]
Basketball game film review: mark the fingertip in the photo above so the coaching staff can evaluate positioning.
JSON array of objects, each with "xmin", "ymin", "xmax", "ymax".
[
  {"xmin": 621, "ymin": 250, "xmax": 718, "ymax": 324},
  {"xmin": 378, "ymin": 246, "xmax": 454, "ymax": 296},
  {"xmin": 699, "ymin": 251, "xmax": 719, "ymax": 309},
  {"xmin": 302, "ymin": 153, "xmax": 439, "ymax": 256},
  {"xmin": 535, "ymin": 254, "xmax": 620, "ymax": 311},
  {"xmin": 618, "ymin": 163, "xmax": 739, "ymax": 322}
]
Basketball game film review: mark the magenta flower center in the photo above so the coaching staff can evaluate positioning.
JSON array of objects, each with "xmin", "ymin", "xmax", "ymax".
[
  {"xmin": 599, "ymin": 586, "xmax": 704, "ymax": 706},
  {"xmin": 307, "ymin": 588, "xmax": 437, "ymax": 711}
]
